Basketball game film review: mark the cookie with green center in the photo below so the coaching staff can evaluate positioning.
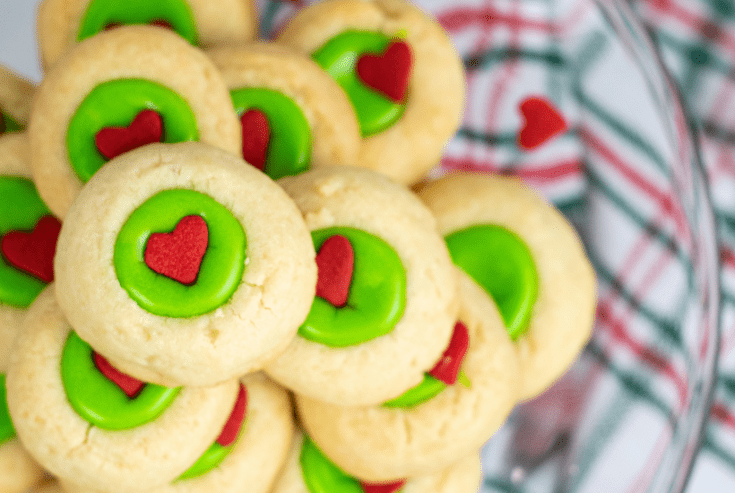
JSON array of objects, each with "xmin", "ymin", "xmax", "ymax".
[
  {"xmin": 54, "ymin": 142, "xmax": 316, "ymax": 387},
  {"xmin": 416, "ymin": 172, "xmax": 597, "ymax": 401},
  {"xmin": 5, "ymin": 287, "xmax": 240, "ymax": 493},
  {"xmin": 296, "ymin": 269, "xmax": 519, "ymax": 481},
  {"xmin": 60, "ymin": 373, "xmax": 294, "ymax": 493},
  {"xmin": 269, "ymin": 433, "xmax": 482, "ymax": 493},
  {"xmin": 28, "ymin": 25, "xmax": 241, "ymax": 219},
  {"xmin": 277, "ymin": 0, "xmax": 465, "ymax": 186},
  {"xmin": 207, "ymin": 43, "xmax": 361, "ymax": 180},
  {"xmin": 264, "ymin": 166, "xmax": 458, "ymax": 406},
  {"xmin": 0, "ymin": 64, "xmax": 34, "ymax": 133},
  {"xmin": 37, "ymin": 0, "xmax": 257, "ymax": 69}
]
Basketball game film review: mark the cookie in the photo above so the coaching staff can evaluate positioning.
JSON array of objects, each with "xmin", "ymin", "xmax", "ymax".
[
  {"xmin": 208, "ymin": 43, "xmax": 361, "ymax": 180},
  {"xmin": 277, "ymin": 0, "xmax": 465, "ymax": 186},
  {"xmin": 0, "ymin": 64, "xmax": 34, "ymax": 132},
  {"xmin": 416, "ymin": 172, "xmax": 597, "ymax": 400},
  {"xmin": 61, "ymin": 373, "xmax": 294, "ymax": 493},
  {"xmin": 38, "ymin": 0, "xmax": 258, "ymax": 69},
  {"xmin": 264, "ymin": 166, "xmax": 458, "ymax": 406},
  {"xmin": 28, "ymin": 25, "xmax": 241, "ymax": 219},
  {"xmin": 5, "ymin": 286, "xmax": 240, "ymax": 493},
  {"xmin": 297, "ymin": 268, "xmax": 519, "ymax": 481},
  {"xmin": 54, "ymin": 142, "xmax": 316, "ymax": 387},
  {"xmin": 269, "ymin": 432, "xmax": 482, "ymax": 493},
  {"xmin": 0, "ymin": 436, "xmax": 46, "ymax": 493}
]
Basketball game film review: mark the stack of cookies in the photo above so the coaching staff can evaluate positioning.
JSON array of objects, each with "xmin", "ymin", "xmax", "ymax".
[{"xmin": 0, "ymin": 1, "xmax": 597, "ymax": 492}]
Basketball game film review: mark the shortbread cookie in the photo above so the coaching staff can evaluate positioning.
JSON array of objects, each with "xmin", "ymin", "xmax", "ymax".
[
  {"xmin": 0, "ymin": 64, "xmax": 34, "ymax": 132},
  {"xmin": 416, "ymin": 172, "xmax": 597, "ymax": 400},
  {"xmin": 38, "ymin": 0, "xmax": 257, "ymax": 69},
  {"xmin": 208, "ymin": 43, "xmax": 360, "ymax": 179},
  {"xmin": 29, "ymin": 25, "xmax": 241, "ymax": 219},
  {"xmin": 61, "ymin": 373, "xmax": 294, "ymax": 493},
  {"xmin": 277, "ymin": 0, "xmax": 465, "ymax": 186},
  {"xmin": 297, "ymin": 268, "xmax": 519, "ymax": 481},
  {"xmin": 270, "ymin": 433, "xmax": 482, "ymax": 493},
  {"xmin": 54, "ymin": 142, "xmax": 316, "ymax": 387},
  {"xmin": 264, "ymin": 166, "xmax": 458, "ymax": 406},
  {"xmin": 6, "ymin": 286, "xmax": 240, "ymax": 493}
]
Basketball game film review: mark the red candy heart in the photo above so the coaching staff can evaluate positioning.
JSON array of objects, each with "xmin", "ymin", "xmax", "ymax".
[
  {"xmin": 518, "ymin": 97, "xmax": 567, "ymax": 150},
  {"xmin": 428, "ymin": 321, "xmax": 470, "ymax": 385},
  {"xmin": 93, "ymin": 352, "xmax": 145, "ymax": 398},
  {"xmin": 216, "ymin": 384, "xmax": 248, "ymax": 447},
  {"xmin": 240, "ymin": 109, "xmax": 271, "ymax": 171},
  {"xmin": 361, "ymin": 480, "xmax": 407, "ymax": 493},
  {"xmin": 95, "ymin": 109, "xmax": 163, "ymax": 160},
  {"xmin": 315, "ymin": 235, "xmax": 354, "ymax": 307},
  {"xmin": 1, "ymin": 215, "xmax": 61, "ymax": 283},
  {"xmin": 144, "ymin": 215, "xmax": 208, "ymax": 285},
  {"xmin": 356, "ymin": 40, "xmax": 412, "ymax": 102}
]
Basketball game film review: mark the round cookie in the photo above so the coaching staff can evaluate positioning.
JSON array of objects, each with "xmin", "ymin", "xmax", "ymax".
[
  {"xmin": 38, "ymin": 0, "xmax": 258, "ymax": 70},
  {"xmin": 0, "ymin": 64, "xmax": 34, "ymax": 132},
  {"xmin": 264, "ymin": 166, "xmax": 458, "ymax": 406},
  {"xmin": 54, "ymin": 142, "xmax": 317, "ymax": 387},
  {"xmin": 276, "ymin": 0, "xmax": 465, "ymax": 186},
  {"xmin": 5, "ymin": 286, "xmax": 240, "ymax": 493},
  {"xmin": 60, "ymin": 373, "xmax": 294, "ymax": 493},
  {"xmin": 416, "ymin": 172, "xmax": 597, "ymax": 400},
  {"xmin": 297, "ymin": 269, "xmax": 519, "ymax": 481},
  {"xmin": 207, "ymin": 43, "xmax": 361, "ymax": 180},
  {"xmin": 28, "ymin": 25, "xmax": 241, "ymax": 219},
  {"xmin": 23, "ymin": 481, "xmax": 65, "ymax": 493},
  {"xmin": 269, "ymin": 432, "xmax": 482, "ymax": 493}
]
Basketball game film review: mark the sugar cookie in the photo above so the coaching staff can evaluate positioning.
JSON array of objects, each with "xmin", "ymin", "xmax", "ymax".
[{"xmin": 0, "ymin": 64, "xmax": 34, "ymax": 132}]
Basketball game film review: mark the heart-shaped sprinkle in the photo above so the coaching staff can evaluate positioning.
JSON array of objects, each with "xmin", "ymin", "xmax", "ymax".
[
  {"xmin": 428, "ymin": 321, "xmax": 470, "ymax": 385},
  {"xmin": 315, "ymin": 235, "xmax": 354, "ymax": 307},
  {"xmin": 240, "ymin": 109, "xmax": 271, "ymax": 171},
  {"xmin": 144, "ymin": 215, "xmax": 208, "ymax": 285},
  {"xmin": 1, "ymin": 215, "xmax": 61, "ymax": 283},
  {"xmin": 517, "ymin": 96, "xmax": 567, "ymax": 150},
  {"xmin": 361, "ymin": 480, "xmax": 407, "ymax": 493},
  {"xmin": 93, "ymin": 352, "xmax": 145, "ymax": 398},
  {"xmin": 216, "ymin": 384, "xmax": 247, "ymax": 447},
  {"xmin": 95, "ymin": 109, "xmax": 163, "ymax": 160},
  {"xmin": 356, "ymin": 40, "xmax": 412, "ymax": 102}
]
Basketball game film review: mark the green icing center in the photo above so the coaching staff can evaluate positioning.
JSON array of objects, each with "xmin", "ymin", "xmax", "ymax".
[
  {"xmin": 67, "ymin": 78, "xmax": 199, "ymax": 183},
  {"xmin": 312, "ymin": 30, "xmax": 406, "ymax": 137},
  {"xmin": 0, "ymin": 111, "xmax": 22, "ymax": 134},
  {"xmin": 231, "ymin": 87, "xmax": 312, "ymax": 180},
  {"xmin": 0, "ymin": 374, "xmax": 15, "ymax": 445},
  {"xmin": 299, "ymin": 227, "xmax": 406, "ymax": 347},
  {"xmin": 78, "ymin": 0, "xmax": 197, "ymax": 45},
  {"xmin": 60, "ymin": 331, "xmax": 181, "ymax": 430},
  {"xmin": 0, "ymin": 176, "xmax": 53, "ymax": 308},
  {"xmin": 445, "ymin": 225, "xmax": 538, "ymax": 340},
  {"xmin": 114, "ymin": 189, "xmax": 246, "ymax": 318},
  {"xmin": 300, "ymin": 436, "xmax": 369, "ymax": 493}
]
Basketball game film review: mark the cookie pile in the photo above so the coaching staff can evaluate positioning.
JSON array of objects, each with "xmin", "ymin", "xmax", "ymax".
[{"xmin": 0, "ymin": 1, "xmax": 597, "ymax": 492}]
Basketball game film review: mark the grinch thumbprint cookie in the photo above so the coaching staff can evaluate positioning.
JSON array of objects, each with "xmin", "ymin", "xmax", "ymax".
[
  {"xmin": 5, "ymin": 287, "xmax": 240, "ymax": 493},
  {"xmin": 277, "ymin": 0, "xmax": 465, "ymax": 186},
  {"xmin": 264, "ymin": 166, "xmax": 458, "ymax": 406},
  {"xmin": 37, "ymin": 0, "xmax": 258, "ymax": 69},
  {"xmin": 53, "ymin": 142, "xmax": 317, "ymax": 387},
  {"xmin": 269, "ymin": 433, "xmax": 482, "ymax": 493},
  {"xmin": 417, "ymin": 172, "xmax": 597, "ymax": 401},
  {"xmin": 28, "ymin": 25, "xmax": 241, "ymax": 219},
  {"xmin": 208, "ymin": 43, "xmax": 361, "ymax": 180},
  {"xmin": 297, "ymin": 268, "xmax": 519, "ymax": 481},
  {"xmin": 0, "ymin": 64, "xmax": 35, "ymax": 134}
]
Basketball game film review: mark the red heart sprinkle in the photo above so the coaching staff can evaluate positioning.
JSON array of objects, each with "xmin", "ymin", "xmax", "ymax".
[
  {"xmin": 95, "ymin": 109, "xmax": 163, "ymax": 160},
  {"xmin": 428, "ymin": 321, "xmax": 470, "ymax": 385},
  {"xmin": 517, "ymin": 97, "xmax": 567, "ymax": 150},
  {"xmin": 240, "ymin": 109, "xmax": 271, "ymax": 171},
  {"xmin": 315, "ymin": 235, "xmax": 354, "ymax": 307},
  {"xmin": 216, "ymin": 384, "xmax": 248, "ymax": 447},
  {"xmin": 356, "ymin": 40, "xmax": 412, "ymax": 102},
  {"xmin": 361, "ymin": 480, "xmax": 407, "ymax": 493},
  {"xmin": 144, "ymin": 215, "xmax": 208, "ymax": 285},
  {"xmin": 93, "ymin": 352, "xmax": 145, "ymax": 398},
  {"xmin": 1, "ymin": 215, "xmax": 61, "ymax": 283}
]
